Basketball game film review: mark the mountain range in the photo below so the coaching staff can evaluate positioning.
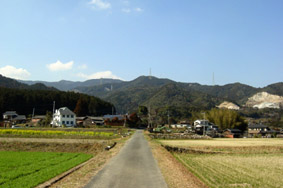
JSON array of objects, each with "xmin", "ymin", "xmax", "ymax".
[{"xmin": 18, "ymin": 75, "xmax": 283, "ymax": 113}]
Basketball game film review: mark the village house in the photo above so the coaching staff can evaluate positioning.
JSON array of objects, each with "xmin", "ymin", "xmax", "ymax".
[
  {"xmin": 76, "ymin": 116, "xmax": 104, "ymax": 127},
  {"xmin": 2, "ymin": 111, "xmax": 26, "ymax": 127},
  {"xmin": 51, "ymin": 107, "xmax": 76, "ymax": 127},
  {"xmin": 223, "ymin": 129, "xmax": 242, "ymax": 138},
  {"xmin": 31, "ymin": 115, "xmax": 46, "ymax": 126},
  {"xmin": 248, "ymin": 124, "xmax": 276, "ymax": 138}
]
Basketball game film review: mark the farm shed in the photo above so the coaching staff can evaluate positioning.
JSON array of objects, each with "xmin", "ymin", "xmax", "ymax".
[{"xmin": 223, "ymin": 129, "xmax": 242, "ymax": 138}]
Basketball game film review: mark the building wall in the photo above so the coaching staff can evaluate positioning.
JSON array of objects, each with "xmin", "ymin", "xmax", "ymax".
[{"xmin": 53, "ymin": 110, "xmax": 76, "ymax": 127}]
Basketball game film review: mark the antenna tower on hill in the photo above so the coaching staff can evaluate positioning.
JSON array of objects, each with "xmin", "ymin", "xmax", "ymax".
[{"xmin": 149, "ymin": 68, "xmax": 152, "ymax": 79}]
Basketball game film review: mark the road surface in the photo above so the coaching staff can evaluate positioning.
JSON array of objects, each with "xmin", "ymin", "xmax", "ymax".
[{"xmin": 84, "ymin": 130, "xmax": 167, "ymax": 188}]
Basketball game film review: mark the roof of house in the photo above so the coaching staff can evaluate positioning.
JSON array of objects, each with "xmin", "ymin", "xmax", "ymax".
[
  {"xmin": 248, "ymin": 124, "xmax": 269, "ymax": 129},
  {"xmin": 12, "ymin": 115, "xmax": 26, "ymax": 120},
  {"xmin": 33, "ymin": 115, "xmax": 46, "ymax": 119},
  {"xmin": 3, "ymin": 111, "xmax": 18, "ymax": 116},
  {"xmin": 103, "ymin": 115, "xmax": 124, "ymax": 120},
  {"xmin": 56, "ymin": 107, "xmax": 75, "ymax": 116},
  {"xmin": 224, "ymin": 129, "xmax": 242, "ymax": 133}
]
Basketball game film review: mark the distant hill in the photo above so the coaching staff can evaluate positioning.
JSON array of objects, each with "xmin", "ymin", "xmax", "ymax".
[
  {"xmin": 184, "ymin": 82, "xmax": 260, "ymax": 105},
  {"xmin": 13, "ymin": 75, "xmax": 283, "ymax": 114},
  {"xmin": 0, "ymin": 74, "xmax": 57, "ymax": 91},
  {"xmin": 73, "ymin": 76, "xmax": 283, "ymax": 113},
  {"xmin": 20, "ymin": 78, "xmax": 123, "ymax": 91},
  {"xmin": 262, "ymin": 82, "xmax": 283, "ymax": 96},
  {"xmin": 0, "ymin": 75, "xmax": 114, "ymax": 117}
]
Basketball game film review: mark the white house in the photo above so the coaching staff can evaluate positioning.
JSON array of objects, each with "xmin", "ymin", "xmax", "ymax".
[{"xmin": 51, "ymin": 107, "xmax": 76, "ymax": 127}]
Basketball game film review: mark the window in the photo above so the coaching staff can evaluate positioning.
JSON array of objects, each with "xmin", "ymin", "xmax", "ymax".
[
  {"xmin": 71, "ymin": 115, "xmax": 74, "ymax": 118},
  {"xmin": 67, "ymin": 115, "xmax": 69, "ymax": 118},
  {"xmin": 62, "ymin": 121, "xmax": 65, "ymax": 124},
  {"xmin": 71, "ymin": 121, "xmax": 73, "ymax": 125},
  {"xmin": 67, "ymin": 121, "xmax": 69, "ymax": 124},
  {"xmin": 62, "ymin": 115, "xmax": 65, "ymax": 118}
]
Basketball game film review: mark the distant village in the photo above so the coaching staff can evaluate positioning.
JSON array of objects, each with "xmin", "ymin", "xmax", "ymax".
[{"xmin": 2, "ymin": 106, "xmax": 283, "ymax": 139}]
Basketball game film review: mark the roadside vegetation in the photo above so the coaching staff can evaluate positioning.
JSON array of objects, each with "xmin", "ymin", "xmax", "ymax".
[
  {"xmin": 0, "ymin": 151, "xmax": 92, "ymax": 188},
  {"xmin": 159, "ymin": 138, "xmax": 283, "ymax": 188}
]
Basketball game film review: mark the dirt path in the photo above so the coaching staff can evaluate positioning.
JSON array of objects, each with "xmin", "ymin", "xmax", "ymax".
[{"xmin": 84, "ymin": 130, "xmax": 167, "ymax": 188}]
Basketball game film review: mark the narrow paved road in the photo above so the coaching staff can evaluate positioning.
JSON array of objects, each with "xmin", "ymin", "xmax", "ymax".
[{"xmin": 84, "ymin": 130, "xmax": 167, "ymax": 188}]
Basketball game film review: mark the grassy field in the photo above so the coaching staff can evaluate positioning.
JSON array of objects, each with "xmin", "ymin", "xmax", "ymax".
[
  {"xmin": 0, "ymin": 151, "xmax": 92, "ymax": 188},
  {"xmin": 159, "ymin": 138, "xmax": 283, "ymax": 188}
]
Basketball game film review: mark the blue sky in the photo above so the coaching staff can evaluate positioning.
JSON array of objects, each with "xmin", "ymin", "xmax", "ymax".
[{"xmin": 0, "ymin": 0, "xmax": 282, "ymax": 87}]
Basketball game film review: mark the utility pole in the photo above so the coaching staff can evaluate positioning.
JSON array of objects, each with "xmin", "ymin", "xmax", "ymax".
[
  {"xmin": 167, "ymin": 110, "xmax": 170, "ymax": 126},
  {"xmin": 148, "ymin": 106, "xmax": 151, "ymax": 128},
  {"xmin": 52, "ymin": 101, "xmax": 55, "ymax": 128},
  {"xmin": 202, "ymin": 112, "xmax": 206, "ymax": 136},
  {"xmin": 32, "ymin": 108, "xmax": 35, "ymax": 119},
  {"xmin": 31, "ymin": 108, "xmax": 35, "ymax": 126}
]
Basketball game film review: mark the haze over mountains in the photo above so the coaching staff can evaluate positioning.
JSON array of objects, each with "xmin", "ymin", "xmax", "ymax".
[{"xmin": 19, "ymin": 75, "xmax": 283, "ymax": 113}]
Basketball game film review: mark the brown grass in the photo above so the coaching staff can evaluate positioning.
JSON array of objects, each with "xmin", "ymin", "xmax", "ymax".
[{"xmin": 148, "ymin": 136, "xmax": 208, "ymax": 188}]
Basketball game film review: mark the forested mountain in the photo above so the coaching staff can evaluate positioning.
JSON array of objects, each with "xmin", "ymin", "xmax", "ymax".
[
  {"xmin": 20, "ymin": 78, "xmax": 123, "ymax": 91},
  {"xmin": 262, "ymin": 82, "xmax": 283, "ymax": 96},
  {"xmin": 8, "ymin": 74, "xmax": 283, "ymax": 116},
  {"xmin": 73, "ymin": 76, "xmax": 283, "ymax": 114},
  {"xmin": 0, "ymin": 87, "xmax": 114, "ymax": 118},
  {"xmin": 0, "ymin": 75, "xmax": 114, "ymax": 118},
  {"xmin": 184, "ymin": 83, "xmax": 260, "ymax": 105},
  {"xmin": 0, "ymin": 74, "xmax": 56, "ymax": 91}
]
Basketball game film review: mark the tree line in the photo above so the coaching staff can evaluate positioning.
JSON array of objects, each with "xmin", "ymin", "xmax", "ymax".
[{"xmin": 0, "ymin": 87, "xmax": 114, "ymax": 119}]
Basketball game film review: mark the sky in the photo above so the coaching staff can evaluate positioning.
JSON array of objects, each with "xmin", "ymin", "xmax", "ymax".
[{"xmin": 0, "ymin": 0, "xmax": 282, "ymax": 87}]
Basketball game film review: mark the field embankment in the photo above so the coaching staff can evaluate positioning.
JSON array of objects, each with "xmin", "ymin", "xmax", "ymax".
[{"xmin": 158, "ymin": 138, "xmax": 283, "ymax": 188}]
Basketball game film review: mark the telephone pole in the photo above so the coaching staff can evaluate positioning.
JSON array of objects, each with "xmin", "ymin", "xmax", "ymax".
[
  {"xmin": 148, "ymin": 106, "xmax": 151, "ymax": 128},
  {"xmin": 167, "ymin": 110, "xmax": 170, "ymax": 126}
]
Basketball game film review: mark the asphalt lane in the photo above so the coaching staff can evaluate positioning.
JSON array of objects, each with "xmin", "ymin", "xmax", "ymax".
[{"xmin": 84, "ymin": 130, "xmax": 167, "ymax": 188}]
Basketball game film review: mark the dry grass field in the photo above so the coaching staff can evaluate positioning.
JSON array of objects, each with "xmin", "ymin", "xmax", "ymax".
[{"xmin": 159, "ymin": 138, "xmax": 283, "ymax": 188}]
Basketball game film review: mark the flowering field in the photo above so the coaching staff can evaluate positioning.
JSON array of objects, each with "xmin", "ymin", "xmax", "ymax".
[
  {"xmin": 0, "ymin": 151, "xmax": 92, "ymax": 188},
  {"xmin": 0, "ymin": 129, "xmax": 116, "ymax": 139}
]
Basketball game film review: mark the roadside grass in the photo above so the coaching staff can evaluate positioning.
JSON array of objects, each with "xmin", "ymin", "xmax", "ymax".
[
  {"xmin": 0, "ymin": 151, "xmax": 92, "ymax": 188},
  {"xmin": 159, "ymin": 138, "xmax": 283, "ymax": 188}
]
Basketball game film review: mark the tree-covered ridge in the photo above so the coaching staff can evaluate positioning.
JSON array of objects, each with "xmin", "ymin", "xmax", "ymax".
[
  {"xmin": 21, "ymin": 78, "xmax": 123, "ymax": 91},
  {"xmin": 73, "ymin": 76, "xmax": 283, "ymax": 115},
  {"xmin": 0, "ymin": 74, "xmax": 57, "ymax": 91},
  {"xmin": 0, "ymin": 87, "xmax": 114, "ymax": 118}
]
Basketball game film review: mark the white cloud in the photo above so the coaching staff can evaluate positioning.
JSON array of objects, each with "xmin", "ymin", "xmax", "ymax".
[
  {"xmin": 0, "ymin": 65, "xmax": 31, "ymax": 80},
  {"xmin": 77, "ymin": 71, "xmax": 122, "ymax": 80},
  {"xmin": 122, "ymin": 8, "xmax": 131, "ymax": 13},
  {"xmin": 46, "ymin": 60, "xmax": 74, "ymax": 71},
  {"xmin": 88, "ymin": 0, "xmax": 111, "ymax": 10},
  {"xmin": 122, "ymin": 7, "xmax": 144, "ymax": 13},
  {"xmin": 78, "ymin": 64, "xmax": 87, "ymax": 69},
  {"xmin": 135, "ymin": 7, "xmax": 143, "ymax": 12}
]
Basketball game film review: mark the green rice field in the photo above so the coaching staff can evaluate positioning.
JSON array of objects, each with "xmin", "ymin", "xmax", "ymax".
[
  {"xmin": 160, "ymin": 138, "xmax": 283, "ymax": 188},
  {"xmin": 0, "ymin": 151, "xmax": 92, "ymax": 188}
]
